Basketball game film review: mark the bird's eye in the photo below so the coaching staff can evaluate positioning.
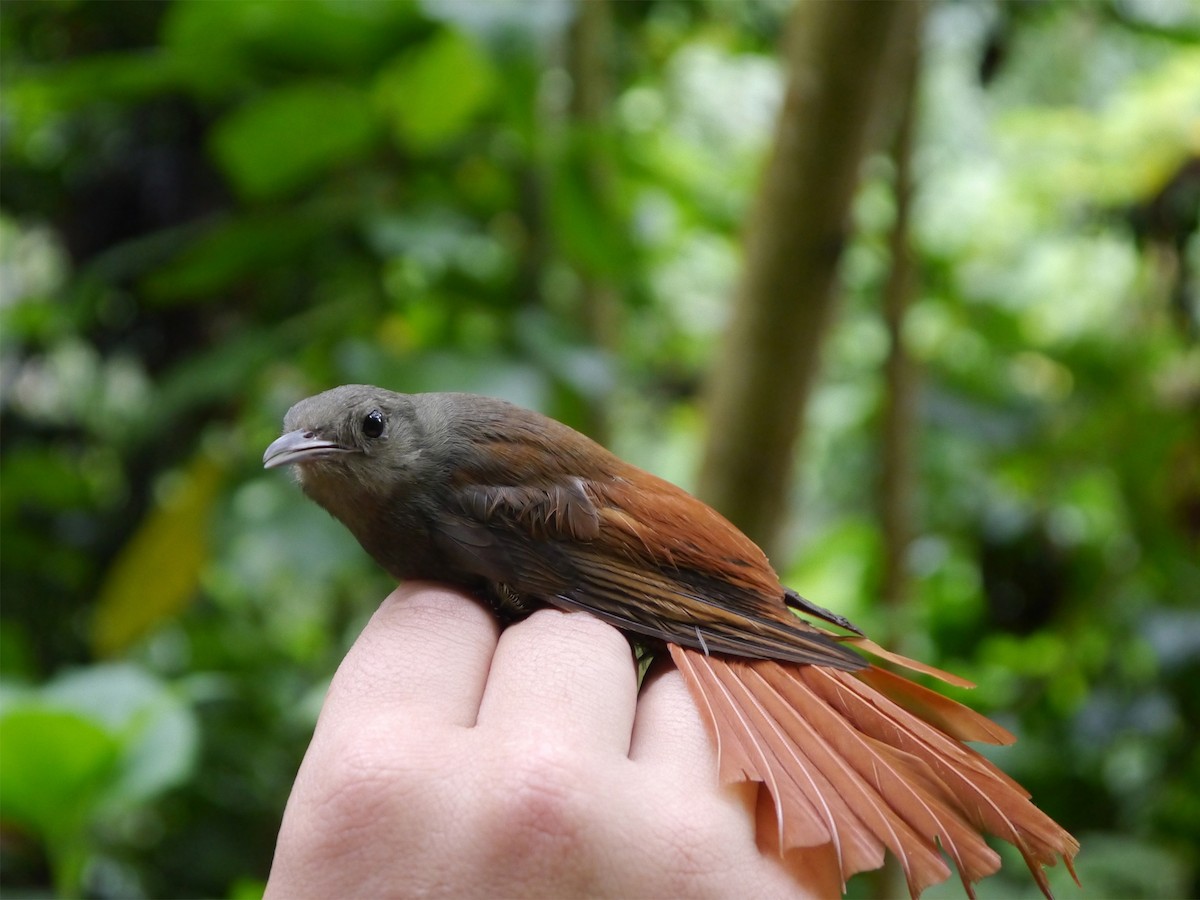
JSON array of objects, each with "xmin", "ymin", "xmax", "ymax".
[{"xmin": 362, "ymin": 409, "xmax": 385, "ymax": 439}]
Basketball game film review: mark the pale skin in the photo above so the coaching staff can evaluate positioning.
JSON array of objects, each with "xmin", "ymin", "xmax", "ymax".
[{"xmin": 266, "ymin": 583, "xmax": 839, "ymax": 899}]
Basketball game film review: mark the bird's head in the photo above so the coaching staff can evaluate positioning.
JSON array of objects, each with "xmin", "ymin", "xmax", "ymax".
[{"xmin": 263, "ymin": 384, "xmax": 434, "ymax": 505}]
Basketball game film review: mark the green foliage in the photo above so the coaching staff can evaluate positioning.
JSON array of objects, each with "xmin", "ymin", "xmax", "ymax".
[
  {"xmin": 2, "ymin": 0, "xmax": 1197, "ymax": 896},
  {"xmin": 212, "ymin": 83, "xmax": 380, "ymax": 201},
  {"xmin": 374, "ymin": 29, "xmax": 496, "ymax": 152},
  {"xmin": 0, "ymin": 665, "xmax": 198, "ymax": 895}
]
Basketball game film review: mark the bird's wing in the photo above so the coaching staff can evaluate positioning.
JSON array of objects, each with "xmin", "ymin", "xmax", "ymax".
[{"xmin": 433, "ymin": 471, "xmax": 863, "ymax": 670}]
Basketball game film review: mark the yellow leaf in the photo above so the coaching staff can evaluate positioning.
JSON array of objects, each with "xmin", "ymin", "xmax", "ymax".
[{"xmin": 92, "ymin": 454, "xmax": 225, "ymax": 656}]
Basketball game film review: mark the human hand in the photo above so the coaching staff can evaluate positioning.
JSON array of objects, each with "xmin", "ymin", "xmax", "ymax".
[{"xmin": 265, "ymin": 583, "xmax": 838, "ymax": 899}]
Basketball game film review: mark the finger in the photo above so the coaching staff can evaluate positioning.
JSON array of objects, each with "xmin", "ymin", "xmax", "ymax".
[
  {"xmin": 475, "ymin": 608, "xmax": 639, "ymax": 756},
  {"xmin": 322, "ymin": 581, "xmax": 500, "ymax": 729},
  {"xmin": 628, "ymin": 660, "xmax": 720, "ymax": 775},
  {"xmin": 632, "ymin": 660, "xmax": 764, "ymax": 816}
]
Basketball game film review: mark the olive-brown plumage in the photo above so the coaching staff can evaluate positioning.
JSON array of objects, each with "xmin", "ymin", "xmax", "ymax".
[{"xmin": 264, "ymin": 385, "xmax": 1079, "ymax": 899}]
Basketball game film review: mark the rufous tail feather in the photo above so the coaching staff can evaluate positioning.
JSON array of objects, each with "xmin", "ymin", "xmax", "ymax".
[{"xmin": 669, "ymin": 644, "xmax": 1079, "ymax": 900}]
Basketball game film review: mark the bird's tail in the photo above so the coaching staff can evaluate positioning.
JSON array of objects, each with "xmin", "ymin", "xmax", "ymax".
[{"xmin": 669, "ymin": 643, "xmax": 1080, "ymax": 899}]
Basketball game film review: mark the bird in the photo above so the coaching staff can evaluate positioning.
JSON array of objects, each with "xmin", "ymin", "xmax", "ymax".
[{"xmin": 263, "ymin": 384, "xmax": 1079, "ymax": 899}]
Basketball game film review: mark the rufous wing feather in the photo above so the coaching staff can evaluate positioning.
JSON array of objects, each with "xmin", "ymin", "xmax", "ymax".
[{"xmin": 669, "ymin": 644, "xmax": 1080, "ymax": 900}]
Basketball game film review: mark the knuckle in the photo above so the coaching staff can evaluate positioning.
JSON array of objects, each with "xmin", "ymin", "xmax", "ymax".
[
  {"xmin": 311, "ymin": 745, "xmax": 400, "ymax": 836},
  {"xmin": 302, "ymin": 721, "xmax": 436, "ymax": 852},
  {"xmin": 478, "ymin": 735, "xmax": 592, "ymax": 859}
]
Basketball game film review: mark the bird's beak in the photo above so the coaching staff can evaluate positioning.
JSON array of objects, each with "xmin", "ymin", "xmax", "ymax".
[{"xmin": 263, "ymin": 430, "xmax": 354, "ymax": 469}]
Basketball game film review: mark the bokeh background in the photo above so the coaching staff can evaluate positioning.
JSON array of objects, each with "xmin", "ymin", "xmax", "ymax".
[{"xmin": 2, "ymin": 1, "xmax": 1198, "ymax": 897}]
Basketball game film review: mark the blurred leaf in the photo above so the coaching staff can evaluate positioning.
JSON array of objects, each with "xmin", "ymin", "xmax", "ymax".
[
  {"xmin": 374, "ymin": 29, "xmax": 495, "ymax": 152},
  {"xmin": 211, "ymin": 83, "xmax": 379, "ymax": 201},
  {"xmin": 550, "ymin": 148, "xmax": 633, "ymax": 277},
  {"xmin": 162, "ymin": 0, "xmax": 422, "ymax": 92},
  {"xmin": 0, "ymin": 664, "xmax": 199, "ymax": 896},
  {"xmin": 142, "ymin": 212, "xmax": 331, "ymax": 302},
  {"xmin": 46, "ymin": 664, "xmax": 200, "ymax": 810},
  {"xmin": 92, "ymin": 455, "xmax": 225, "ymax": 656},
  {"xmin": 229, "ymin": 877, "xmax": 268, "ymax": 900},
  {"xmin": 0, "ymin": 707, "xmax": 118, "ymax": 842}
]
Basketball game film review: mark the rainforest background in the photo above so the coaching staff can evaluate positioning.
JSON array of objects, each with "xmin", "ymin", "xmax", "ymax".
[{"xmin": 2, "ymin": 1, "xmax": 1198, "ymax": 897}]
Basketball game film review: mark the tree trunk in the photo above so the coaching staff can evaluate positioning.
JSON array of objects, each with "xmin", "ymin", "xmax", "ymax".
[
  {"xmin": 697, "ymin": 0, "xmax": 923, "ymax": 560},
  {"xmin": 879, "ymin": 12, "xmax": 922, "ymax": 648},
  {"xmin": 567, "ymin": 0, "xmax": 619, "ymax": 445}
]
